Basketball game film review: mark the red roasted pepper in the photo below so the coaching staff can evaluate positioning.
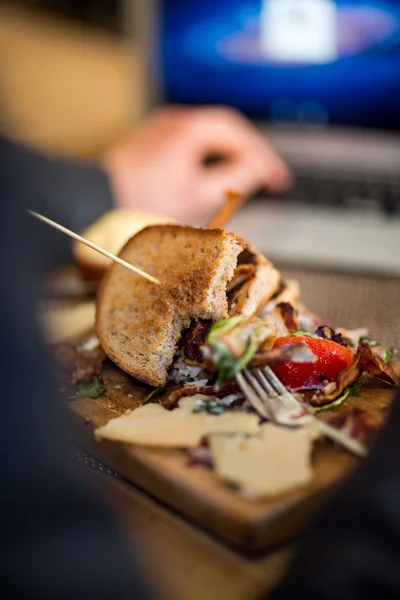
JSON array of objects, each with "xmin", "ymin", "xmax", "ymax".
[{"xmin": 272, "ymin": 335, "xmax": 354, "ymax": 391}]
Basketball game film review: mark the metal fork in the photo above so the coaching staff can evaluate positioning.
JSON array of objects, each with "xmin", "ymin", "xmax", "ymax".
[{"xmin": 237, "ymin": 366, "xmax": 367, "ymax": 458}]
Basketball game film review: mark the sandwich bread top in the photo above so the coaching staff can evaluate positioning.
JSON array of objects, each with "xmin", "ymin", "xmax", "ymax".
[{"xmin": 97, "ymin": 225, "xmax": 246, "ymax": 386}]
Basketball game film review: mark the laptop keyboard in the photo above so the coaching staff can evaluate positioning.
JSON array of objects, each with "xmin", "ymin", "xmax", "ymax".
[
  {"xmin": 229, "ymin": 187, "xmax": 400, "ymax": 276},
  {"xmin": 286, "ymin": 171, "xmax": 400, "ymax": 215}
]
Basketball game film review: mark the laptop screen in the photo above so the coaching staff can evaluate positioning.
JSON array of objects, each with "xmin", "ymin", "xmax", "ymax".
[{"xmin": 160, "ymin": 0, "xmax": 400, "ymax": 130}]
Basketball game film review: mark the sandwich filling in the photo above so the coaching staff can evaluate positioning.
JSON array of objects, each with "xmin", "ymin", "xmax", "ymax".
[
  {"xmin": 166, "ymin": 245, "xmax": 285, "ymax": 388},
  {"xmin": 148, "ymin": 242, "xmax": 399, "ymax": 415}
]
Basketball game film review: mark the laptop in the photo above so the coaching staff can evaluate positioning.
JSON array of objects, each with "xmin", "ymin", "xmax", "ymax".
[{"xmin": 128, "ymin": 0, "xmax": 400, "ymax": 275}]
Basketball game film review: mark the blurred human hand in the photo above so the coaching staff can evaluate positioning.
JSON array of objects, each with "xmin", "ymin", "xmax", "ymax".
[{"xmin": 103, "ymin": 105, "xmax": 292, "ymax": 223}]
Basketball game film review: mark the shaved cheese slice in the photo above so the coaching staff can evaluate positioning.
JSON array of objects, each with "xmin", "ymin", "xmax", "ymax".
[
  {"xmin": 95, "ymin": 395, "xmax": 260, "ymax": 448},
  {"xmin": 210, "ymin": 423, "xmax": 315, "ymax": 499}
]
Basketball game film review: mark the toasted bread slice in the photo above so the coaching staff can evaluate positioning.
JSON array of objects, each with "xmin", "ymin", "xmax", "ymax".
[
  {"xmin": 73, "ymin": 209, "xmax": 176, "ymax": 280},
  {"xmin": 97, "ymin": 225, "xmax": 246, "ymax": 386}
]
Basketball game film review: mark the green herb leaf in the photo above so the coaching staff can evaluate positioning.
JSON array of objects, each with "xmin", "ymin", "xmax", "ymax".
[
  {"xmin": 75, "ymin": 377, "xmax": 106, "ymax": 399},
  {"xmin": 208, "ymin": 316, "xmax": 247, "ymax": 340},
  {"xmin": 349, "ymin": 380, "xmax": 363, "ymax": 395},
  {"xmin": 291, "ymin": 330, "xmax": 315, "ymax": 337},
  {"xmin": 207, "ymin": 317, "xmax": 266, "ymax": 385},
  {"xmin": 384, "ymin": 348, "xmax": 392, "ymax": 364},
  {"xmin": 238, "ymin": 338, "xmax": 257, "ymax": 370},
  {"xmin": 359, "ymin": 336, "xmax": 380, "ymax": 347},
  {"xmin": 142, "ymin": 386, "xmax": 165, "ymax": 405}
]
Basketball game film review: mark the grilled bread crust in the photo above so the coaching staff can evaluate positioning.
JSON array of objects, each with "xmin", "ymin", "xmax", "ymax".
[{"xmin": 74, "ymin": 209, "xmax": 175, "ymax": 280}]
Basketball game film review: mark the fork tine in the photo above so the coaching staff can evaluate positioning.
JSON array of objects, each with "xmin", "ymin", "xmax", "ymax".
[
  {"xmin": 257, "ymin": 369, "xmax": 309, "ymax": 423},
  {"xmin": 254, "ymin": 369, "xmax": 278, "ymax": 397},
  {"xmin": 262, "ymin": 366, "xmax": 290, "ymax": 395},
  {"xmin": 244, "ymin": 370, "xmax": 301, "ymax": 425},
  {"xmin": 260, "ymin": 369, "xmax": 300, "ymax": 412},
  {"xmin": 316, "ymin": 419, "xmax": 367, "ymax": 458},
  {"xmin": 262, "ymin": 368, "xmax": 367, "ymax": 457},
  {"xmin": 244, "ymin": 369, "xmax": 273, "ymax": 401},
  {"xmin": 238, "ymin": 368, "xmax": 367, "ymax": 457},
  {"xmin": 237, "ymin": 371, "xmax": 270, "ymax": 419}
]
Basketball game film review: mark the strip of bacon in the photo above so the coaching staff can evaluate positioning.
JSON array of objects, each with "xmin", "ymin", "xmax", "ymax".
[
  {"xmin": 180, "ymin": 319, "xmax": 212, "ymax": 365},
  {"xmin": 310, "ymin": 343, "xmax": 399, "ymax": 406}
]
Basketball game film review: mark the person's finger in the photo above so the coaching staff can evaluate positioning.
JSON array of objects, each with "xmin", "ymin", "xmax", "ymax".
[
  {"xmin": 195, "ymin": 160, "xmax": 273, "ymax": 214},
  {"xmin": 184, "ymin": 106, "xmax": 292, "ymax": 192},
  {"xmin": 239, "ymin": 141, "xmax": 293, "ymax": 193},
  {"xmin": 196, "ymin": 146, "xmax": 291, "ymax": 208}
]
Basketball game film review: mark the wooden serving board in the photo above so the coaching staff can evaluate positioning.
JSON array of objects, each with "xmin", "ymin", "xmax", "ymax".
[{"xmin": 65, "ymin": 355, "xmax": 398, "ymax": 554}]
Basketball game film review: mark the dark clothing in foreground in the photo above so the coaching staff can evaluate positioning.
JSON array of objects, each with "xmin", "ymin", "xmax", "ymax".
[
  {"xmin": 1, "ymin": 137, "xmax": 114, "ymax": 265},
  {"xmin": 1, "ymin": 138, "xmax": 147, "ymax": 599},
  {"xmin": 1, "ymin": 136, "xmax": 400, "ymax": 599}
]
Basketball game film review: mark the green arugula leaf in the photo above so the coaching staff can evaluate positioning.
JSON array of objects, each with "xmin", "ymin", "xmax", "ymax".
[
  {"xmin": 359, "ymin": 336, "xmax": 380, "ymax": 347},
  {"xmin": 291, "ymin": 330, "xmax": 315, "ymax": 337},
  {"xmin": 142, "ymin": 386, "xmax": 165, "ymax": 405},
  {"xmin": 75, "ymin": 377, "xmax": 106, "ymax": 399},
  {"xmin": 208, "ymin": 316, "xmax": 247, "ymax": 340},
  {"xmin": 238, "ymin": 338, "xmax": 257, "ymax": 370},
  {"xmin": 208, "ymin": 317, "xmax": 266, "ymax": 385},
  {"xmin": 384, "ymin": 348, "xmax": 392, "ymax": 364},
  {"xmin": 349, "ymin": 380, "xmax": 363, "ymax": 395},
  {"xmin": 212, "ymin": 337, "xmax": 257, "ymax": 385}
]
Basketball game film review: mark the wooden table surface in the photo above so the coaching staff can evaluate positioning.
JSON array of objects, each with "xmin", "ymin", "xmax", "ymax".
[
  {"xmin": 45, "ymin": 264, "xmax": 399, "ymax": 598},
  {"xmin": 84, "ymin": 465, "xmax": 295, "ymax": 600}
]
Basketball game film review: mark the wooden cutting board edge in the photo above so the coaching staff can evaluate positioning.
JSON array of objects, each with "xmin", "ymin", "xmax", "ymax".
[
  {"xmin": 71, "ymin": 409, "xmax": 342, "ymax": 554},
  {"xmin": 66, "ymin": 356, "xmax": 399, "ymax": 554}
]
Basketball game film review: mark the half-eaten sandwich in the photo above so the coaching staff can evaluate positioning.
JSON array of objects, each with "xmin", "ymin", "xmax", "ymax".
[
  {"xmin": 95, "ymin": 222, "xmax": 398, "ymax": 436},
  {"xmin": 96, "ymin": 224, "xmax": 283, "ymax": 387}
]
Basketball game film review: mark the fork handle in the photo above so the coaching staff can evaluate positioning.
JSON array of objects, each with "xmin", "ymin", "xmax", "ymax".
[{"xmin": 314, "ymin": 418, "xmax": 367, "ymax": 458}]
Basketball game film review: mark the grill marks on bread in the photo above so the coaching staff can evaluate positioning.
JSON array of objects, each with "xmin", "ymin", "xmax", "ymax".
[{"xmin": 228, "ymin": 247, "xmax": 281, "ymax": 318}]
